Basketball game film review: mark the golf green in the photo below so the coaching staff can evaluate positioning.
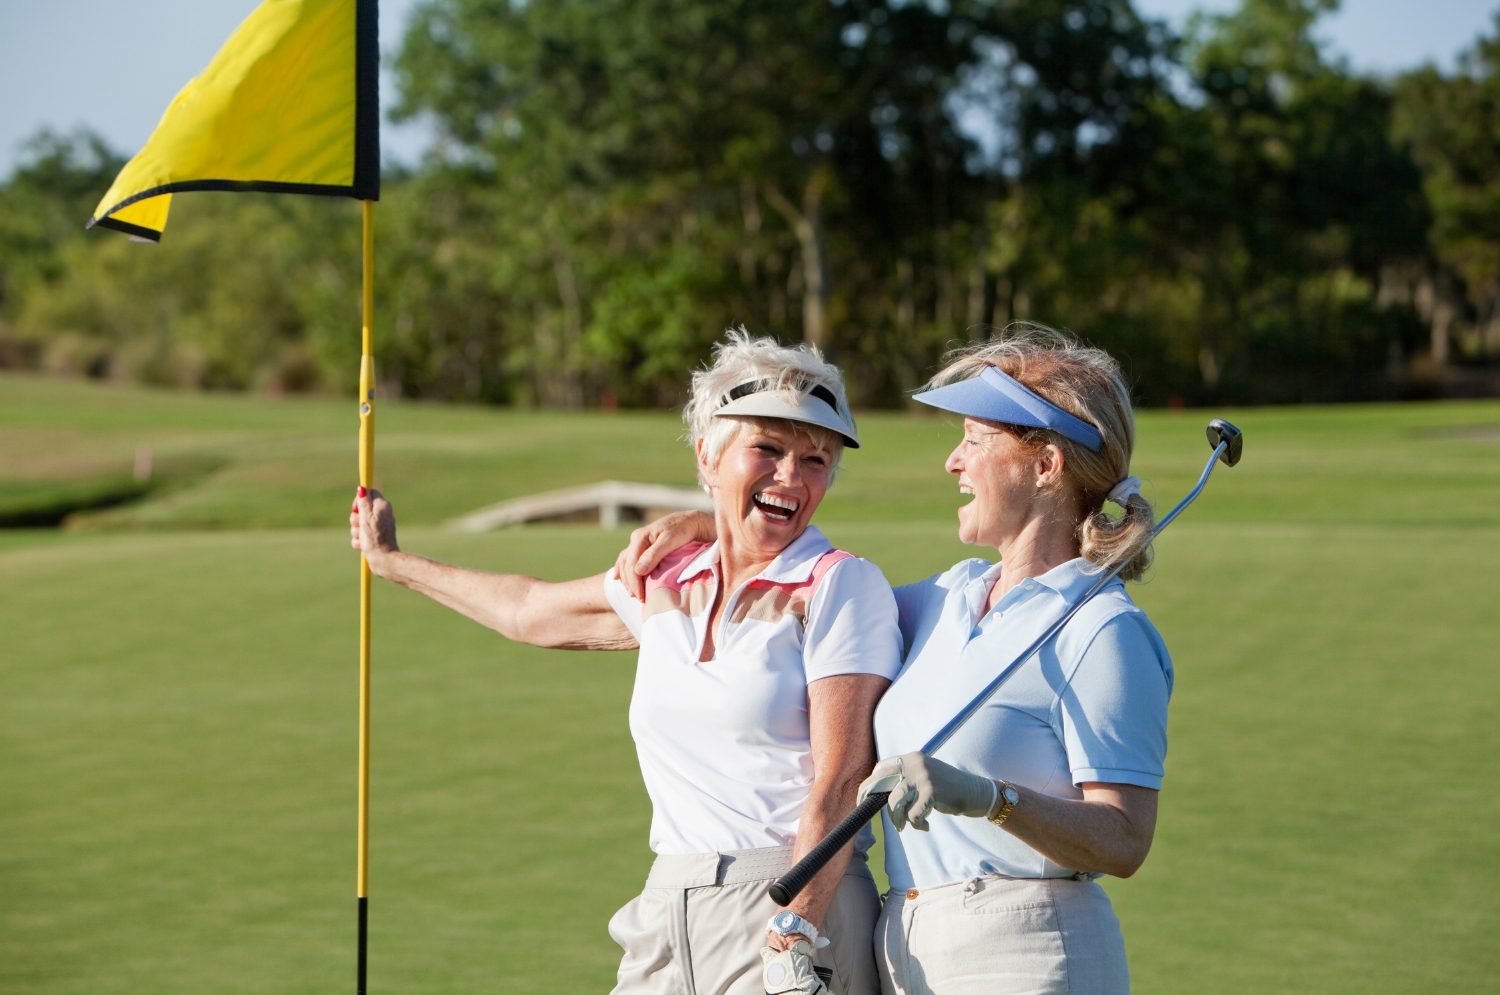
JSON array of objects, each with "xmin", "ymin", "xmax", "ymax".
[{"xmin": 1, "ymin": 377, "xmax": 1497, "ymax": 993}]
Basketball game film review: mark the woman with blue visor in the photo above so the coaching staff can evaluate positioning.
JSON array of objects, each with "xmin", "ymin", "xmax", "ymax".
[{"xmin": 620, "ymin": 326, "xmax": 1172, "ymax": 994}]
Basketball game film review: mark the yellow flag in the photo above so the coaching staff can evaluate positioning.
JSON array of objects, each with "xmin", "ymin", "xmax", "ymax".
[{"xmin": 89, "ymin": 0, "xmax": 378, "ymax": 241}]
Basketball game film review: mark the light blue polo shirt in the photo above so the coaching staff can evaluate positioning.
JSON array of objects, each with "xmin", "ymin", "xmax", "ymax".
[{"xmin": 873, "ymin": 557, "xmax": 1173, "ymax": 890}]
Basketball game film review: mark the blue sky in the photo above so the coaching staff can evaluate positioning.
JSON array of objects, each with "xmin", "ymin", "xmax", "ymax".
[
  {"xmin": 0, "ymin": 0, "xmax": 431, "ymax": 179},
  {"xmin": 1135, "ymin": 0, "xmax": 1497, "ymax": 70},
  {"xmin": 0, "ymin": 0, "xmax": 1496, "ymax": 180}
]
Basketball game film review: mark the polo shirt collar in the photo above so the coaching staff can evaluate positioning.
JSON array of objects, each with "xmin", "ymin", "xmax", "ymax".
[
  {"xmin": 757, "ymin": 525, "xmax": 834, "ymax": 583},
  {"xmin": 970, "ymin": 556, "xmax": 1108, "ymax": 612},
  {"xmin": 1041, "ymin": 557, "xmax": 1109, "ymax": 604},
  {"xmin": 674, "ymin": 525, "xmax": 834, "ymax": 585},
  {"xmin": 676, "ymin": 542, "xmax": 721, "ymax": 583}
]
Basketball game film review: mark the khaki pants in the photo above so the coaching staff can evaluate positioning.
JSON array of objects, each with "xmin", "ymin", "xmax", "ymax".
[
  {"xmin": 609, "ymin": 846, "xmax": 881, "ymax": 995},
  {"xmin": 876, "ymin": 875, "xmax": 1129, "ymax": 995}
]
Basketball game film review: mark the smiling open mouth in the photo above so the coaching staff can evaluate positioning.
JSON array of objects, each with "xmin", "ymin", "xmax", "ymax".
[{"xmin": 752, "ymin": 492, "xmax": 799, "ymax": 522}]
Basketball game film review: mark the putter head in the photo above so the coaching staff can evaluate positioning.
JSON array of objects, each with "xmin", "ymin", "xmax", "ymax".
[{"xmin": 1206, "ymin": 419, "xmax": 1243, "ymax": 467}]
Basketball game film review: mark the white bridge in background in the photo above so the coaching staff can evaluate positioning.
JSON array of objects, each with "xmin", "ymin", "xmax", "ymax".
[{"xmin": 448, "ymin": 480, "xmax": 713, "ymax": 532}]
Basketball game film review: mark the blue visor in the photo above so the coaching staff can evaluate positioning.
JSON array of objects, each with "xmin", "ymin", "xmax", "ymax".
[{"xmin": 913, "ymin": 366, "xmax": 1104, "ymax": 452}]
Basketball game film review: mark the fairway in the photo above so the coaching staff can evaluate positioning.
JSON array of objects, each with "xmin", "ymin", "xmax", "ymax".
[{"xmin": 2, "ymin": 375, "xmax": 1497, "ymax": 994}]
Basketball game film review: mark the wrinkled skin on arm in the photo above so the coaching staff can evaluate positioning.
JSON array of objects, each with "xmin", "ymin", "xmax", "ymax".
[
  {"xmin": 859, "ymin": 752, "xmax": 1159, "ymax": 879},
  {"xmin": 768, "ymin": 672, "xmax": 889, "ymax": 950},
  {"xmin": 1004, "ymin": 781, "xmax": 1158, "ymax": 879},
  {"xmin": 351, "ymin": 487, "xmax": 636, "ymax": 650}
]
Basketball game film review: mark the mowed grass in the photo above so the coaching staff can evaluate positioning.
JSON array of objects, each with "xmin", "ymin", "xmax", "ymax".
[
  {"xmin": 1, "ymin": 372, "xmax": 1497, "ymax": 994},
  {"xmin": 3, "ymin": 371, "xmax": 1497, "ymax": 531}
]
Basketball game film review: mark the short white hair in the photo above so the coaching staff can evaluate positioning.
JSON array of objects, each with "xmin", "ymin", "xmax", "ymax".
[{"xmin": 684, "ymin": 328, "xmax": 854, "ymax": 485}]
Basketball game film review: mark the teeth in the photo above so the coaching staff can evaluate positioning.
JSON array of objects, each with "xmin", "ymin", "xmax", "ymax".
[
  {"xmin": 756, "ymin": 493, "xmax": 799, "ymax": 512},
  {"xmin": 959, "ymin": 485, "xmax": 973, "ymax": 495}
]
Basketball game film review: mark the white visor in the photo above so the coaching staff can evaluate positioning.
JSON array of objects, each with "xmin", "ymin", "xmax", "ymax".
[{"xmin": 712, "ymin": 381, "xmax": 860, "ymax": 449}]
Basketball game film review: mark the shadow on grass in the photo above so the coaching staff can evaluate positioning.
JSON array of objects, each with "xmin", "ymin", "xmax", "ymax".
[{"xmin": 0, "ymin": 456, "xmax": 226, "ymax": 528}]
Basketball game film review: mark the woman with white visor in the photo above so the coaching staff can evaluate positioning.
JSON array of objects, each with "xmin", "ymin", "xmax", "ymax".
[
  {"xmin": 351, "ymin": 331, "xmax": 901, "ymax": 995},
  {"xmin": 620, "ymin": 327, "xmax": 1173, "ymax": 994}
]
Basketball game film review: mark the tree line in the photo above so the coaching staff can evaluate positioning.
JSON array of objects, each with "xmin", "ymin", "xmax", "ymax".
[{"xmin": 2, "ymin": 0, "xmax": 1498, "ymax": 408}]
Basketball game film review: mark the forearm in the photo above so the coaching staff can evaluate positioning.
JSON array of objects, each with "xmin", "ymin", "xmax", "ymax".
[
  {"xmin": 783, "ymin": 674, "xmax": 888, "ymax": 934},
  {"xmin": 998, "ymin": 783, "xmax": 1156, "ymax": 878},
  {"xmin": 369, "ymin": 550, "xmax": 543, "ymax": 640},
  {"xmin": 784, "ymin": 769, "xmax": 865, "ymax": 929},
  {"xmin": 353, "ymin": 488, "xmax": 632, "ymax": 650},
  {"xmin": 370, "ymin": 552, "xmax": 635, "ymax": 650}
]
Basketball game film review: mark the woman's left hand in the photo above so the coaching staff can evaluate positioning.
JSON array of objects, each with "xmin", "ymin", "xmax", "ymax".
[{"xmin": 856, "ymin": 752, "xmax": 999, "ymax": 832}]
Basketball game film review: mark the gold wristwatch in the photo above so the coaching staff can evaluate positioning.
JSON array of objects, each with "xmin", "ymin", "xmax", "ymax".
[{"xmin": 988, "ymin": 780, "xmax": 1020, "ymax": 827}]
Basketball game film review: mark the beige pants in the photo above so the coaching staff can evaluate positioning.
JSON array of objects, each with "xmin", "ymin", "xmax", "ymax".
[
  {"xmin": 876, "ymin": 875, "xmax": 1129, "ymax": 995},
  {"xmin": 609, "ymin": 846, "xmax": 882, "ymax": 995}
]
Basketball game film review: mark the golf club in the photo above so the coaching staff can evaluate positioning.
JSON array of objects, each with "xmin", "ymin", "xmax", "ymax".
[{"xmin": 768, "ymin": 418, "xmax": 1244, "ymax": 907}]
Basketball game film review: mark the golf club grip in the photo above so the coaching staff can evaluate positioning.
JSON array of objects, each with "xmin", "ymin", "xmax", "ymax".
[{"xmin": 768, "ymin": 792, "xmax": 890, "ymax": 907}]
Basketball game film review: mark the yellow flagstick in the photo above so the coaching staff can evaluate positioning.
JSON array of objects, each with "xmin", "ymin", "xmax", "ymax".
[
  {"xmin": 356, "ymin": 198, "xmax": 375, "ymax": 995},
  {"xmin": 81, "ymin": 4, "xmax": 385, "ymax": 987}
]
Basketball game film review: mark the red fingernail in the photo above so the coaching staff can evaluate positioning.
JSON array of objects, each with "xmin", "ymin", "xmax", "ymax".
[{"xmin": 357, "ymin": 486, "xmax": 367, "ymax": 497}]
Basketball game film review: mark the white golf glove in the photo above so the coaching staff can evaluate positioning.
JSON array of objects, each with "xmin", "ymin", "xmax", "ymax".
[
  {"xmin": 855, "ymin": 752, "xmax": 998, "ymax": 832},
  {"xmin": 761, "ymin": 939, "xmax": 832, "ymax": 995}
]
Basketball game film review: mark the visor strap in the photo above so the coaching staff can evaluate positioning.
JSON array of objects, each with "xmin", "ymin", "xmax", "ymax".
[
  {"xmin": 723, "ymin": 380, "xmax": 765, "ymax": 404},
  {"xmin": 721, "ymin": 380, "xmax": 840, "ymax": 412}
]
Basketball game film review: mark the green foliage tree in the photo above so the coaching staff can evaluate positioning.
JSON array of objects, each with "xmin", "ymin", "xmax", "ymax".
[
  {"xmin": 976, "ymin": 0, "xmax": 1430, "ymax": 404},
  {"xmin": 388, "ymin": 0, "xmax": 1171, "ymax": 404},
  {"xmin": 1158, "ymin": 0, "xmax": 1428, "ymax": 400},
  {"xmin": 0, "ymin": 0, "xmax": 1485, "ymax": 406},
  {"xmin": 1394, "ymin": 14, "xmax": 1500, "ymax": 366},
  {"xmin": 7, "ymin": 191, "xmax": 361, "ymax": 391},
  {"xmin": 0, "ymin": 131, "xmax": 125, "ymax": 367}
]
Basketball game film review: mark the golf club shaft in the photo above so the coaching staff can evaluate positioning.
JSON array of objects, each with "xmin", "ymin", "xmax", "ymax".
[{"xmin": 768, "ymin": 441, "xmax": 1228, "ymax": 907}]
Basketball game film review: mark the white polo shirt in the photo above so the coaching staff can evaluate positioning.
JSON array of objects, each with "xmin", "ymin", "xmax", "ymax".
[
  {"xmin": 874, "ymin": 556, "xmax": 1173, "ymax": 889},
  {"xmin": 604, "ymin": 526, "xmax": 902, "ymax": 856}
]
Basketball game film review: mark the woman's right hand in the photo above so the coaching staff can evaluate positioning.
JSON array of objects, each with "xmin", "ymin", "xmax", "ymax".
[
  {"xmin": 613, "ymin": 510, "xmax": 717, "ymax": 600},
  {"xmin": 857, "ymin": 752, "xmax": 1001, "ymax": 832},
  {"xmin": 350, "ymin": 486, "xmax": 401, "ymax": 576}
]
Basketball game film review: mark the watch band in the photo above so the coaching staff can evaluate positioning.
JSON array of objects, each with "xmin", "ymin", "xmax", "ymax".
[
  {"xmin": 768, "ymin": 911, "xmax": 829, "ymax": 948},
  {"xmin": 988, "ymin": 780, "xmax": 1019, "ymax": 827}
]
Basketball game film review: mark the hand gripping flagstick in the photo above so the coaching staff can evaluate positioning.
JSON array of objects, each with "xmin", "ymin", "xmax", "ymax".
[{"xmin": 767, "ymin": 419, "xmax": 1243, "ymax": 907}]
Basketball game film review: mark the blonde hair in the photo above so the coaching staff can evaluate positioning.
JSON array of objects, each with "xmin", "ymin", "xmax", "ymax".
[
  {"xmin": 927, "ymin": 323, "xmax": 1154, "ymax": 581},
  {"xmin": 684, "ymin": 328, "xmax": 853, "ymax": 486}
]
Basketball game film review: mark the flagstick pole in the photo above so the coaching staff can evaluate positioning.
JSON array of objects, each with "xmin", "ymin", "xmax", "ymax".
[{"xmin": 356, "ymin": 199, "xmax": 375, "ymax": 995}]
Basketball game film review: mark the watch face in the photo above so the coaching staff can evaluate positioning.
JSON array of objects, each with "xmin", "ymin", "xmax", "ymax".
[
  {"xmin": 773, "ymin": 911, "xmax": 797, "ymax": 932},
  {"xmin": 1003, "ymin": 786, "xmax": 1019, "ymax": 804}
]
